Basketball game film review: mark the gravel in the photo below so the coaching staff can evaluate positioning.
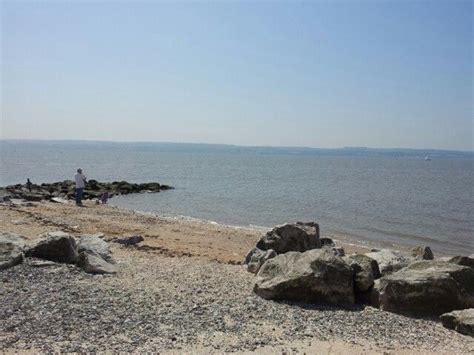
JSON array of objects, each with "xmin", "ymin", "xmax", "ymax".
[{"xmin": 1, "ymin": 247, "xmax": 473, "ymax": 353}]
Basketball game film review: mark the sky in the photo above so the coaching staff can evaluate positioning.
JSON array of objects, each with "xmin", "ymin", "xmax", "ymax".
[{"xmin": 1, "ymin": 1, "xmax": 472, "ymax": 150}]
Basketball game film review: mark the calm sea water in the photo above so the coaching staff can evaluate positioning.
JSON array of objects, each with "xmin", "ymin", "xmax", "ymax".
[{"xmin": 1, "ymin": 140, "xmax": 473, "ymax": 255}]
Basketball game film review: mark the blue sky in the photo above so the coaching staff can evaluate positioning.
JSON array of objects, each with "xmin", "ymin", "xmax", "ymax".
[{"xmin": 1, "ymin": 1, "xmax": 472, "ymax": 150}]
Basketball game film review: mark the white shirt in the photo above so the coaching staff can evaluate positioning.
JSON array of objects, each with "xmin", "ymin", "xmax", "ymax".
[{"xmin": 74, "ymin": 173, "xmax": 86, "ymax": 188}]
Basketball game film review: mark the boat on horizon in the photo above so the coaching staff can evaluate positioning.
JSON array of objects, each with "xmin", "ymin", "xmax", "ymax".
[{"xmin": 425, "ymin": 156, "xmax": 432, "ymax": 161}]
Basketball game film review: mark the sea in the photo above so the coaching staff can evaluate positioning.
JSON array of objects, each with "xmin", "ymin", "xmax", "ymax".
[{"xmin": 1, "ymin": 140, "xmax": 473, "ymax": 255}]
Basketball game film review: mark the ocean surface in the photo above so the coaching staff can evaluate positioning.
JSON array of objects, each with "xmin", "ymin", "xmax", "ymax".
[{"xmin": 1, "ymin": 140, "xmax": 473, "ymax": 255}]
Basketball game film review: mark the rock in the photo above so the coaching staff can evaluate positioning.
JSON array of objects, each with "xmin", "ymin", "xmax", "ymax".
[
  {"xmin": 254, "ymin": 248, "xmax": 355, "ymax": 306},
  {"xmin": 51, "ymin": 197, "xmax": 70, "ymax": 204},
  {"xmin": 112, "ymin": 235, "xmax": 144, "ymax": 246},
  {"xmin": 365, "ymin": 249, "xmax": 409, "ymax": 276},
  {"xmin": 320, "ymin": 237, "xmax": 335, "ymax": 247},
  {"xmin": 378, "ymin": 260, "xmax": 474, "ymax": 315},
  {"xmin": 0, "ymin": 232, "xmax": 26, "ymax": 249},
  {"xmin": 0, "ymin": 192, "xmax": 12, "ymax": 202},
  {"xmin": 82, "ymin": 232, "xmax": 105, "ymax": 239},
  {"xmin": 344, "ymin": 254, "xmax": 381, "ymax": 293},
  {"xmin": 77, "ymin": 235, "xmax": 113, "ymax": 262},
  {"xmin": 368, "ymin": 279, "xmax": 381, "ymax": 307},
  {"xmin": 9, "ymin": 199, "xmax": 35, "ymax": 207},
  {"xmin": 160, "ymin": 184, "xmax": 174, "ymax": 190},
  {"xmin": 447, "ymin": 255, "xmax": 474, "ymax": 268},
  {"xmin": 245, "ymin": 248, "xmax": 277, "ymax": 274},
  {"xmin": 77, "ymin": 252, "xmax": 117, "ymax": 274},
  {"xmin": 28, "ymin": 259, "xmax": 59, "ymax": 267},
  {"xmin": 440, "ymin": 309, "xmax": 474, "ymax": 337},
  {"xmin": 25, "ymin": 231, "xmax": 78, "ymax": 263},
  {"xmin": 0, "ymin": 232, "xmax": 25, "ymax": 270},
  {"xmin": 244, "ymin": 222, "xmax": 322, "ymax": 273},
  {"xmin": 327, "ymin": 247, "xmax": 345, "ymax": 257},
  {"xmin": 20, "ymin": 193, "xmax": 44, "ymax": 201},
  {"xmin": 255, "ymin": 222, "xmax": 321, "ymax": 254},
  {"xmin": 411, "ymin": 246, "xmax": 434, "ymax": 260}
]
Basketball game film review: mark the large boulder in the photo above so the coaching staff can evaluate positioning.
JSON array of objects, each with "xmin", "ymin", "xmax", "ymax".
[
  {"xmin": 378, "ymin": 260, "xmax": 474, "ymax": 316},
  {"xmin": 245, "ymin": 248, "xmax": 276, "ymax": 274},
  {"xmin": 77, "ymin": 252, "xmax": 117, "ymax": 274},
  {"xmin": 25, "ymin": 231, "xmax": 78, "ymax": 263},
  {"xmin": 440, "ymin": 308, "xmax": 474, "ymax": 337},
  {"xmin": 77, "ymin": 235, "xmax": 113, "ymax": 263},
  {"xmin": 365, "ymin": 249, "xmax": 410, "ymax": 276},
  {"xmin": 0, "ymin": 232, "xmax": 26, "ymax": 270},
  {"xmin": 256, "ymin": 222, "xmax": 321, "ymax": 254},
  {"xmin": 254, "ymin": 248, "xmax": 355, "ymax": 306},
  {"xmin": 245, "ymin": 222, "xmax": 321, "ymax": 274},
  {"xmin": 344, "ymin": 254, "xmax": 381, "ymax": 293}
]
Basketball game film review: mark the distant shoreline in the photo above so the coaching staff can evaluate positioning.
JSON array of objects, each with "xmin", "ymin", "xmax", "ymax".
[{"xmin": 1, "ymin": 138, "xmax": 473, "ymax": 157}]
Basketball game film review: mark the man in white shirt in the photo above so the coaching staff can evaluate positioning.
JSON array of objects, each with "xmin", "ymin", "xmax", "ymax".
[{"xmin": 74, "ymin": 168, "xmax": 87, "ymax": 206}]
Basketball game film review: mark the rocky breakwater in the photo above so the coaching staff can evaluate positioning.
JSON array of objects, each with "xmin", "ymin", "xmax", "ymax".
[
  {"xmin": 1, "ymin": 180, "xmax": 174, "ymax": 202},
  {"xmin": 245, "ymin": 222, "xmax": 474, "ymax": 338},
  {"xmin": 0, "ymin": 230, "xmax": 132, "ymax": 275}
]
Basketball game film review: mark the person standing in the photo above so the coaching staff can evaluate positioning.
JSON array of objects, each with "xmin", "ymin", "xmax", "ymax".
[
  {"xmin": 100, "ymin": 191, "xmax": 109, "ymax": 204},
  {"xmin": 74, "ymin": 168, "xmax": 87, "ymax": 206},
  {"xmin": 26, "ymin": 178, "xmax": 32, "ymax": 192}
]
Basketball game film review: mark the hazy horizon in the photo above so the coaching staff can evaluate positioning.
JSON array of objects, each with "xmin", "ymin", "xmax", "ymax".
[
  {"xmin": 1, "ymin": 1, "xmax": 473, "ymax": 151},
  {"xmin": 1, "ymin": 138, "xmax": 473, "ymax": 154}
]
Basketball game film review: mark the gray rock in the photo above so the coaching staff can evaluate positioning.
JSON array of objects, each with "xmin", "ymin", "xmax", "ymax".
[
  {"xmin": 28, "ymin": 259, "xmax": 59, "ymax": 267},
  {"xmin": 25, "ymin": 231, "xmax": 78, "ymax": 263},
  {"xmin": 344, "ymin": 254, "xmax": 381, "ymax": 293},
  {"xmin": 245, "ymin": 248, "xmax": 277, "ymax": 274},
  {"xmin": 255, "ymin": 222, "xmax": 321, "ymax": 254},
  {"xmin": 245, "ymin": 222, "xmax": 322, "ymax": 273},
  {"xmin": 0, "ymin": 231, "xmax": 26, "ymax": 249},
  {"xmin": 378, "ymin": 260, "xmax": 474, "ymax": 315},
  {"xmin": 327, "ymin": 247, "xmax": 345, "ymax": 257},
  {"xmin": 21, "ymin": 192, "xmax": 44, "ymax": 201},
  {"xmin": 368, "ymin": 279, "xmax": 381, "ymax": 308},
  {"xmin": 9, "ymin": 199, "xmax": 35, "ymax": 207},
  {"xmin": 87, "ymin": 232, "xmax": 105, "ymax": 239},
  {"xmin": 0, "ymin": 193, "xmax": 12, "ymax": 202},
  {"xmin": 77, "ymin": 235, "xmax": 113, "ymax": 262},
  {"xmin": 320, "ymin": 237, "xmax": 335, "ymax": 247},
  {"xmin": 447, "ymin": 255, "xmax": 474, "ymax": 268},
  {"xmin": 365, "ymin": 249, "xmax": 409, "ymax": 276},
  {"xmin": 254, "ymin": 248, "xmax": 355, "ymax": 305},
  {"xmin": 51, "ymin": 197, "xmax": 70, "ymax": 204},
  {"xmin": 440, "ymin": 308, "xmax": 474, "ymax": 337},
  {"xmin": 77, "ymin": 252, "xmax": 117, "ymax": 274},
  {"xmin": 112, "ymin": 235, "xmax": 144, "ymax": 246},
  {"xmin": 0, "ymin": 232, "xmax": 25, "ymax": 270},
  {"xmin": 411, "ymin": 246, "xmax": 434, "ymax": 260}
]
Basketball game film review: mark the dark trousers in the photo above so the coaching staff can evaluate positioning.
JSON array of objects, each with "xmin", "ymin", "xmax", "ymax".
[{"xmin": 75, "ymin": 188, "xmax": 84, "ymax": 205}]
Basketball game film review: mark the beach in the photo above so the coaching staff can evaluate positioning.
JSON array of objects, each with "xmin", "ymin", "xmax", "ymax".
[{"xmin": 1, "ymin": 200, "xmax": 473, "ymax": 354}]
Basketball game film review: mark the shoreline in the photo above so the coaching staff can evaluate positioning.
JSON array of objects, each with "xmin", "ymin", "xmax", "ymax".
[
  {"xmin": 109, "ymin": 202, "xmax": 448, "ymax": 257},
  {"xmin": 2, "ymin": 197, "xmax": 455, "ymax": 260}
]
